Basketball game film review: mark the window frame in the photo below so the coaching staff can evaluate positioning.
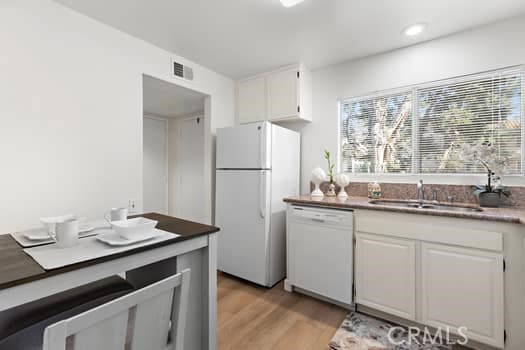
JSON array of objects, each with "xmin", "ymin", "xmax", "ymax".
[{"xmin": 338, "ymin": 66, "xmax": 525, "ymax": 185}]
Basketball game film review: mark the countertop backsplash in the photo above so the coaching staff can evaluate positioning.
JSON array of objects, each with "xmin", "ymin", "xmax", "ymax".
[{"xmin": 311, "ymin": 182, "xmax": 525, "ymax": 208}]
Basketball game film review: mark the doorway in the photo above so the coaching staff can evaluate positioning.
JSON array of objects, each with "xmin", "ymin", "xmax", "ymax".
[
  {"xmin": 142, "ymin": 75, "xmax": 208, "ymax": 221},
  {"xmin": 169, "ymin": 116, "xmax": 205, "ymax": 222}
]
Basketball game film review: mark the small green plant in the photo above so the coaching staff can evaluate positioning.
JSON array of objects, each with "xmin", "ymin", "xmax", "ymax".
[{"xmin": 324, "ymin": 150, "xmax": 335, "ymax": 183}]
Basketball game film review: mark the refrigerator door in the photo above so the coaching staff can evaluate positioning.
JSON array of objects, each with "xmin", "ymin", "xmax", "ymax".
[
  {"xmin": 216, "ymin": 122, "xmax": 271, "ymax": 169},
  {"xmin": 215, "ymin": 169, "xmax": 271, "ymax": 286}
]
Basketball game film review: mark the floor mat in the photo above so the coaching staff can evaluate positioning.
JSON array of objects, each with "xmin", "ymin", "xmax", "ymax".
[{"xmin": 329, "ymin": 312, "xmax": 467, "ymax": 350}]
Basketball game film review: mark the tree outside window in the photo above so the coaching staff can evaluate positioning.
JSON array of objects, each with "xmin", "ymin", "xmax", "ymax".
[{"xmin": 340, "ymin": 69, "xmax": 523, "ymax": 175}]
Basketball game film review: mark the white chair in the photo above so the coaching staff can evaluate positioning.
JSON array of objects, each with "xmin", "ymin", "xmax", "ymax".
[{"xmin": 42, "ymin": 269, "xmax": 191, "ymax": 350}]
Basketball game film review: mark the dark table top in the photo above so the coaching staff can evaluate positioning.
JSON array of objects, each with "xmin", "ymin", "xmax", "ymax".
[{"xmin": 0, "ymin": 213, "xmax": 220, "ymax": 291}]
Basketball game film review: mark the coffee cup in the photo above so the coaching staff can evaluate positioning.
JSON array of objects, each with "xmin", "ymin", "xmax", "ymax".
[
  {"xmin": 55, "ymin": 219, "xmax": 79, "ymax": 248},
  {"xmin": 105, "ymin": 207, "xmax": 128, "ymax": 223}
]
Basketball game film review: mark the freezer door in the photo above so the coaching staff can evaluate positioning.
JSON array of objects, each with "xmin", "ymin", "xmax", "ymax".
[
  {"xmin": 215, "ymin": 170, "xmax": 271, "ymax": 286},
  {"xmin": 216, "ymin": 122, "xmax": 271, "ymax": 169}
]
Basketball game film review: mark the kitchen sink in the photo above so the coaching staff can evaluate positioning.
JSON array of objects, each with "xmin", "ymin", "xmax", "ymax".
[{"xmin": 369, "ymin": 199, "xmax": 483, "ymax": 212}]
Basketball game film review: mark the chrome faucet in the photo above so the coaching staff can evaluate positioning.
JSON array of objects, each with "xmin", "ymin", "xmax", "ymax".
[
  {"xmin": 417, "ymin": 180, "xmax": 425, "ymax": 203},
  {"xmin": 431, "ymin": 189, "xmax": 439, "ymax": 203}
]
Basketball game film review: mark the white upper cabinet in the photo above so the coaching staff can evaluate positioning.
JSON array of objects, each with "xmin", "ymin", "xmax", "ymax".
[
  {"xmin": 267, "ymin": 67, "xmax": 300, "ymax": 121},
  {"xmin": 237, "ymin": 76, "xmax": 267, "ymax": 124},
  {"xmin": 237, "ymin": 64, "xmax": 312, "ymax": 124}
]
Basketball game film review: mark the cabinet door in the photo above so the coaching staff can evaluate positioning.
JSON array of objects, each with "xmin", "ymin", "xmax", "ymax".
[
  {"xmin": 237, "ymin": 77, "xmax": 267, "ymax": 124},
  {"xmin": 267, "ymin": 68, "xmax": 299, "ymax": 121},
  {"xmin": 355, "ymin": 233, "xmax": 416, "ymax": 320},
  {"xmin": 421, "ymin": 243, "xmax": 504, "ymax": 348}
]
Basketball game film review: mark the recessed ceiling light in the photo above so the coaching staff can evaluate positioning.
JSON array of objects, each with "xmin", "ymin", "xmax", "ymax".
[
  {"xmin": 402, "ymin": 23, "xmax": 426, "ymax": 37},
  {"xmin": 280, "ymin": 0, "xmax": 305, "ymax": 8}
]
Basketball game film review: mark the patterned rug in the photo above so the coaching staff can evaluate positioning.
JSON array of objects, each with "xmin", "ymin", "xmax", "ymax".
[{"xmin": 329, "ymin": 312, "xmax": 463, "ymax": 350}]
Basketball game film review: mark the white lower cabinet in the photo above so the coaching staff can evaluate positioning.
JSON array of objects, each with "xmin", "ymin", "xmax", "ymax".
[
  {"xmin": 421, "ymin": 243, "xmax": 504, "ymax": 348},
  {"xmin": 355, "ymin": 233, "xmax": 416, "ymax": 320},
  {"xmin": 355, "ymin": 230, "xmax": 505, "ymax": 349}
]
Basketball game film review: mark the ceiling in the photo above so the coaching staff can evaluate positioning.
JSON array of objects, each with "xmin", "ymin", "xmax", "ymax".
[
  {"xmin": 143, "ymin": 75, "xmax": 206, "ymax": 118},
  {"xmin": 55, "ymin": 0, "xmax": 525, "ymax": 79}
]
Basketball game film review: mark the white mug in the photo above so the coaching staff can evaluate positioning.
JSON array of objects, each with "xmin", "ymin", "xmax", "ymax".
[
  {"xmin": 55, "ymin": 219, "xmax": 79, "ymax": 248},
  {"xmin": 105, "ymin": 207, "xmax": 128, "ymax": 223}
]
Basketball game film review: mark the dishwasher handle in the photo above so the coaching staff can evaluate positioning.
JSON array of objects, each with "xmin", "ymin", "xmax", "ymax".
[
  {"xmin": 310, "ymin": 218, "xmax": 325, "ymax": 223},
  {"xmin": 291, "ymin": 208, "xmax": 349, "ymax": 223}
]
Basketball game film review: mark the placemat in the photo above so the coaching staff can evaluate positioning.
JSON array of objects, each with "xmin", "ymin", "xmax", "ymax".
[
  {"xmin": 11, "ymin": 220, "xmax": 110, "ymax": 248},
  {"xmin": 23, "ymin": 229, "xmax": 178, "ymax": 270}
]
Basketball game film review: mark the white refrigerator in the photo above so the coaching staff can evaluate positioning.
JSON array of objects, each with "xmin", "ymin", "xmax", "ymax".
[{"xmin": 215, "ymin": 122, "xmax": 300, "ymax": 287}]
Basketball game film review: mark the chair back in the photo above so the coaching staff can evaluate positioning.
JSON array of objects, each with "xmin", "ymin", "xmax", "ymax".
[{"xmin": 43, "ymin": 269, "xmax": 191, "ymax": 350}]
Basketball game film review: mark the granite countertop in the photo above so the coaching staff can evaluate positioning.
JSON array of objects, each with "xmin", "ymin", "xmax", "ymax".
[
  {"xmin": 284, "ymin": 195, "xmax": 525, "ymax": 225},
  {"xmin": 0, "ymin": 213, "xmax": 220, "ymax": 290}
]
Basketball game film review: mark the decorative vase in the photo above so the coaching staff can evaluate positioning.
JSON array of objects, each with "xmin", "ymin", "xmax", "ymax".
[
  {"xmin": 478, "ymin": 192, "xmax": 501, "ymax": 208},
  {"xmin": 335, "ymin": 173, "xmax": 350, "ymax": 198},
  {"xmin": 311, "ymin": 167, "xmax": 326, "ymax": 197},
  {"xmin": 326, "ymin": 182, "xmax": 337, "ymax": 197}
]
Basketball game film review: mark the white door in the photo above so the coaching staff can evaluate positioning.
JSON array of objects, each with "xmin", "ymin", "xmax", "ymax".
[
  {"xmin": 143, "ymin": 117, "xmax": 168, "ymax": 214},
  {"xmin": 237, "ymin": 76, "xmax": 267, "ymax": 124},
  {"xmin": 215, "ymin": 170, "xmax": 271, "ymax": 286},
  {"xmin": 267, "ymin": 68, "xmax": 299, "ymax": 121},
  {"xmin": 172, "ymin": 117, "xmax": 205, "ymax": 222},
  {"xmin": 355, "ymin": 233, "xmax": 416, "ymax": 320},
  {"xmin": 421, "ymin": 243, "xmax": 504, "ymax": 348},
  {"xmin": 216, "ymin": 122, "xmax": 271, "ymax": 169}
]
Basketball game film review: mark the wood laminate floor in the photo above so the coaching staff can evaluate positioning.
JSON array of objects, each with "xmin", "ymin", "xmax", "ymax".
[{"xmin": 217, "ymin": 272, "xmax": 348, "ymax": 350}]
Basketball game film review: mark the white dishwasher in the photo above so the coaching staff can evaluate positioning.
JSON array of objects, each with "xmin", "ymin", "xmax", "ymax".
[{"xmin": 285, "ymin": 205, "xmax": 354, "ymax": 306}]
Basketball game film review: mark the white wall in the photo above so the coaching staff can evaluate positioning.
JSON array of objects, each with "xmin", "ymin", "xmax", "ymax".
[
  {"xmin": 0, "ymin": 0, "xmax": 234, "ymax": 232},
  {"xmin": 295, "ymin": 15, "xmax": 525, "ymax": 193},
  {"xmin": 143, "ymin": 116, "xmax": 168, "ymax": 214}
]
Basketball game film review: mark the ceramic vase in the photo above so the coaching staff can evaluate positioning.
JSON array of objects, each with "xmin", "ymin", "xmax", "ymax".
[
  {"xmin": 478, "ymin": 192, "xmax": 501, "ymax": 207},
  {"xmin": 326, "ymin": 183, "xmax": 337, "ymax": 197},
  {"xmin": 311, "ymin": 167, "xmax": 326, "ymax": 197},
  {"xmin": 335, "ymin": 173, "xmax": 350, "ymax": 198}
]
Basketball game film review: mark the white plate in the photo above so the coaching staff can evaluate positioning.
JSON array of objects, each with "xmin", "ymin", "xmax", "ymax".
[
  {"xmin": 23, "ymin": 225, "xmax": 95, "ymax": 241},
  {"xmin": 95, "ymin": 229, "xmax": 159, "ymax": 247}
]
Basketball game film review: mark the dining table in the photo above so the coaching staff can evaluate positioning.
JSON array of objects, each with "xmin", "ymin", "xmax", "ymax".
[{"xmin": 0, "ymin": 213, "xmax": 220, "ymax": 350}]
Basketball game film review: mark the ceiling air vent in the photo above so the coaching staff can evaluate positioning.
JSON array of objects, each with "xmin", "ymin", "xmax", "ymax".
[{"xmin": 173, "ymin": 60, "xmax": 194, "ymax": 81}]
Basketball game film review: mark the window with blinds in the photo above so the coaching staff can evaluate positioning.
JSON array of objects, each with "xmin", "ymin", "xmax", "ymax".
[
  {"xmin": 340, "ymin": 68, "xmax": 523, "ymax": 175},
  {"xmin": 340, "ymin": 91, "xmax": 413, "ymax": 173}
]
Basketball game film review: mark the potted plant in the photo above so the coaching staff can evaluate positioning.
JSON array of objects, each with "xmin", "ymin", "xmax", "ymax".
[
  {"xmin": 461, "ymin": 141, "xmax": 510, "ymax": 207},
  {"xmin": 324, "ymin": 150, "xmax": 336, "ymax": 196}
]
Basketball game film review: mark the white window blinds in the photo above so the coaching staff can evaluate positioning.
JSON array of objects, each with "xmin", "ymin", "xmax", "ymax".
[
  {"xmin": 340, "ymin": 91, "xmax": 413, "ymax": 174},
  {"xmin": 340, "ymin": 68, "xmax": 523, "ymax": 175},
  {"xmin": 417, "ymin": 71, "xmax": 522, "ymax": 174}
]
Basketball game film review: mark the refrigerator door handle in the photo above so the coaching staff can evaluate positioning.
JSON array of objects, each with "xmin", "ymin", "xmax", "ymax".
[
  {"xmin": 259, "ymin": 171, "xmax": 266, "ymax": 219},
  {"xmin": 259, "ymin": 124, "xmax": 265, "ymax": 169}
]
